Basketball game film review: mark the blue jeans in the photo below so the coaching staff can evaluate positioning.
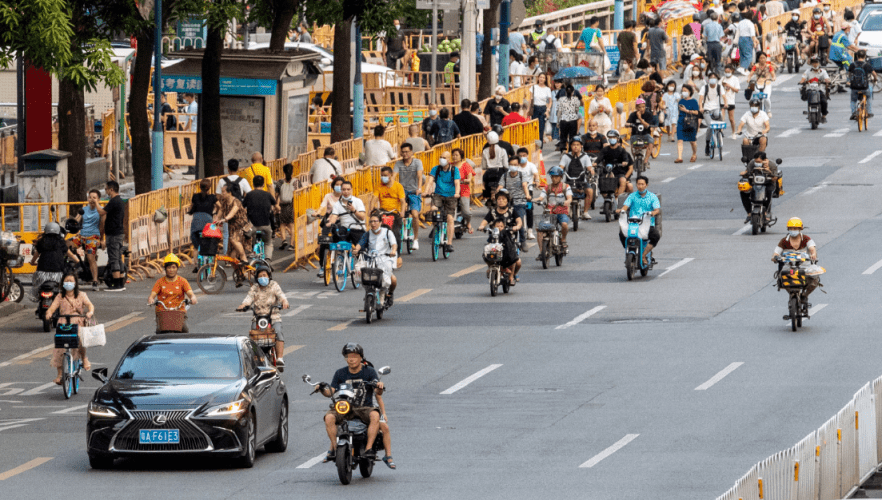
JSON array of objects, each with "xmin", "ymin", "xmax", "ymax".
[
  {"xmin": 551, "ymin": 122, "xmax": 559, "ymax": 140},
  {"xmin": 851, "ymin": 87, "xmax": 874, "ymax": 115},
  {"xmin": 513, "ymin": 204, "xmax": 527, "ymax": 245},
  {"xmin": 739, "ymin": 37, "xmax": 754, "ymax": 70}
]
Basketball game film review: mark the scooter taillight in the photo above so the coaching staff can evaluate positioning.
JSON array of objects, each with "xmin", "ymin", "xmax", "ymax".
[{"xmin": 40, "ymin": 292, "xmax": 53, "ymax": 298}]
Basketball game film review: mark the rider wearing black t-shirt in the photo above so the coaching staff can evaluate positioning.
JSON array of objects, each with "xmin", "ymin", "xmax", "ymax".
[{"xmin": 594, "ymin": 130, "xmax": 635, "ymax": 197}]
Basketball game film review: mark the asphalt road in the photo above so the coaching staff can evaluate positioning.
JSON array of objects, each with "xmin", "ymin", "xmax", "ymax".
[{"xmin": 2, "ymin": 71, "xmax": 882, "ymax": 499}]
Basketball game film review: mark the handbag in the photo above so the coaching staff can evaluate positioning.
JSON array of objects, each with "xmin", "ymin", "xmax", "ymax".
[
  {"xmin": 202, "ymin": 223, "xmax": 223, "ymax": 239},
  {"xmin": 683, "ymin": 111, "xmax": 699, "ymax": 133},
  {"xmin": 81, "ymin": 318, "xmax": 106, "ymax": 348}
]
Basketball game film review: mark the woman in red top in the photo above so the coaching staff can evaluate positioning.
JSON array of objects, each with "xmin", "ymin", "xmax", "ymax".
[
  {"xmin": 147, "ymin": 254, "xmax": 199, "ymax": 333},
  {"xmin": 452, "ymin": 148, "xmax": 475, "ymax": 233}
]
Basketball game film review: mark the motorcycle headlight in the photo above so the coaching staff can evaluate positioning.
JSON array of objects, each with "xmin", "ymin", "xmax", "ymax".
[
  {"xmin": 202, "ymin": 399, "xmax": 246, "ymax": 417},
  {"xmin": 754, "ymin": 175, "xmax": 766, "ymax": 184},
  {"xmin": 334, "ymin": 401, "xmax": 351, "ymax": 415},
  {"xmin": 88, "ymin": 402, "xmax": 119, "ymax": 418}
]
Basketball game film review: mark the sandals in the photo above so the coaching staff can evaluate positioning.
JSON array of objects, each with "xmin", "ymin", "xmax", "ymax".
[
  {"xmin": 674, "ymin": 158, "xmax": 683, "ymax": 163},
  {"xmin": 53, "ymin": 377, "xmax": 62, "ymax": 385},
  {"xmin": 83, "ymin": 360, "xmax": 91, "ymax": 371},
  {"xmin": 689, "ymin": 155, "xmax": 697, "ymax": 162},
  {"xmin": 323, "ymin": 450, "xmax": 336, "ymax": 463},
  {"xmin": 382, "ymin": 456, "xmax": 397, "ymax": 470}
]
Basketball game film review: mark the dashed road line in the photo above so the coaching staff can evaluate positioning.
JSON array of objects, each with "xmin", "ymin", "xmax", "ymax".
[
  {"xmin": 661, "ymin": 177, "xmax": 677, "ymax": 183},
  {"xmin": 822, "ymin": 128, "xmax": 849, "ymax": 138},
  {"xmin": 0, "ymin": 418, "xmax": 45, "ymax": 433},
  {"xmin": 732, "ymin": 224, "xmax": 752, "ymax": 236},
  {"xmin": 450, "ymin": 264, "xmax": 485, "ymax": 278},
  {"xmin": 859, "ymin": 150, "xmax": 882, "ymax": 164},
  {"xmin": 0, "ymin": 457, "xmax": 54, "ymax": 480},
  {"xmin": 695, "ymin": 362, "xmax": 744, "ymax": 390},
  {"xmin": 579, "ymin": 434, "xmax": 640, "ymax": 468},
  {"xmin": 440, "ymin": 364, "xmax": 503, "ymax": 395},
  {"xmin": 283, "ymin": 304, "xmax": 312, "ymax": 317},
  {"xmin": 283, "ymin": 345, "xmax": 305, "ymax": 356},
  {"xmin": 105, "ymin": 316, "xmax": 144, "ymax": 333},
  {"xmin": 658, "ymin": 258, "xmax": 694, "ymax": 277},
  {"xmin": 52, "ymin": 404, "xmax": 88, "ymax": 415},
  {"xmin": 688, "ymin": 163, "xmax": 705, "ymax": 170},
  {"xmin": 556, "ymin": 305, "xmax": 607, "ymax": 330},
  {"xmin": 808, "ymin": 304, "xmax": 827, "ymax": 316},
  {"xmin": 296, "ymin": 452, "xmax": 328, "ymax": 469},
  {"xmin": 863, "ymin": 258, "xmax": 882, "ymax": 275},
  {"xmin": 328, "ymin": 319, "xmax": 357, "ymax": 331},
  {"xmin": 801, "ymin": 182, "xmax": 828, "ymax": 196},
  {"xmin": 398, "ymin": 288, "xmax": 432, "ymax": 302},
  {"xmin": 874, "ymin": 129, "xmax": 882, "ymax": 137},
  {"xmin": 777, "ymin": 127, "xmax": 801, "ymax": 138},
  {"xmin": 19, "ymin": 383, "xmax": 57, "ymax": 396}
]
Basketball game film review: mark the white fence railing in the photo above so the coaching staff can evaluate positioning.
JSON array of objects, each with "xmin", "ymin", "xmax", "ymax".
[
  {"xmin": 517, "ymin": 0, "xmax": 637, "ymax": 33},
  {"xmin": 717, "ymin": 375, "xmax": 882, "ymax": 500}
]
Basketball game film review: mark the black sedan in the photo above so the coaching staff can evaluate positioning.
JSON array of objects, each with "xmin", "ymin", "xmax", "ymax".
[{"xmin": 86, "ymin": 335, "xmax": 288, "ymax": 469}]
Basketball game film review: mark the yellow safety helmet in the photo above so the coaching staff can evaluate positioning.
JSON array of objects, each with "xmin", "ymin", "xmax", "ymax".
[
  {"xmin": 786, "ymin": 217, "xmax": 803, "ymax": 230},
  {"xmin": 738, "ymin": 180, "xmax": 751, "ymax": 192},
  {"xmin": 163, "ymin": 253, "xmax": 182, "ymax": 267}
]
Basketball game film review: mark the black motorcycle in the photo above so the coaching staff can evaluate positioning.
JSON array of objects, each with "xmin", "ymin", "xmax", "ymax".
[
  {"xmin": 781, "ymin": 22, "xmax": 805, "ymax": 74},
  {"xmin": 739, "ymin": 158, "xmax": 782, "ymax": 235},
  {"xmin": 303, "ymin": 367, "xmax": 391, "ymax": 485},
  {"xmin": 240, "ymin": 304, "xmax": 283, "ymax": 371},
  {"xmin": 597, "ymin": 163, "xmax": 619, "ymax": 223},
  {"xmin": 775, "ymin": 251, "xmax": 823, "ymax": 331},
  {"xmin": 801, "ymin": 81, "xmax": 825, "ymax": 129},
  {"xmin": 38, "ymin": 280, "xmax": 60, "ymax": 332}
]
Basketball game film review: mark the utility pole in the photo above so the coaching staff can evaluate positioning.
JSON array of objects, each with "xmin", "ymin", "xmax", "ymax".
[
  {"xmin": 431, "ymin": 1, "xmax": 438, "ymax": 104},
  {"xmin": 615, "ymin": 0, "xmax": 624, "ymax": 30},
  {"xmin": 461, "ymin": 0, "xmax": 477, "ymax": 101},
  {"xmin": 151, "ymin": 0, "xmax": 164, "ymax": 190},
  {"xmin": 353, "ymin": 20, "xmax": 363, "ymax": 139},
  {"xmin": 498, "ymin": 0, "xmax": 510, "ymax": 90}
]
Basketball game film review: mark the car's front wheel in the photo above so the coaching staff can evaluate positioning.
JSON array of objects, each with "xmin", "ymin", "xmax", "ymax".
[
  {"xmin": 236, "ymin": 412, "xmax": 257, "ymax": 468},
  {"xmin": 88, "ymin": 453, "xmax": 114, "ymax": 469},
  {"xmin": 265, "ymin": 399, "xmax": 288, "ymax": 453}
]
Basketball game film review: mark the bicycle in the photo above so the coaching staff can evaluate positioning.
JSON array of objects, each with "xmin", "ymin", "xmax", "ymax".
[
  {"xmin": 54, "ymin": 314, "xmax": 86, "ymax": 399},
  {"xmin": 196, "ymin": 249, "xmax": 267, "ymax": 294},
  {"xmin": 427, "ymin": 209, "xmax": 452, "ymax": 262},
  {"xmin": 320, "ymin": 226, "xmax": 362, "ymax": 292},
  {"xmin": 855, "ymin": 90, "xmax": 869, "ymax": 132},
  {"xmin": 244, "ymin": 228, "xmax": 270, "ymax": 268},
  {"xmin": 360, "ymin": 251, "xmax": 394, "ymax": 324},
  {"xmin": 400, "ymin": 214, "xmax": 415, "ymax": 254},
  {"xmin": 708, "ymin": 121, "xmax": 726, "ymax": 161},
  {"xmin": 149, "ymin": 299, "xmax": 191, "ymax": 333}
]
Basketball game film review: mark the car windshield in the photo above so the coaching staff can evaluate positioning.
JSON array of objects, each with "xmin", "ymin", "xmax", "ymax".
[
  {"xmin": 864, "ymin": 14, "xmax": 882, "ymax": 31},
  {"xmin": 115, "ymin": 343, "xmax": 241, "ymax": 380}
]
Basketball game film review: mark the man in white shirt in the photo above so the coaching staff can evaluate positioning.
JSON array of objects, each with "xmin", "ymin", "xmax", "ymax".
[
  {"xmin": 181, "ymin": 93, "xmax": 198, "ymax": 132},
  {"xmin": 310, "ymin": 147, "xmax": 343, "ymax": 185},
  {"xmin": 352, "ymin": 213, "xmax": 398, "ymax": 303},
  {"xmin": 845, "ymin": 9, "xmax": 861, "ymax": 45},
  {"xmin": 364, "ymin": 124, "xmax": 396, "ymax": 167},
  {"xmin": 536, "ymin": 27, "xmax": 563, "ymax": 52},
  {"xmin": 517, "ymin": 147, "xmax": 540, "ymax": 240},
  {"xmin": 736, "ymin": 99, "xmax": 771, "ymax": 152},
  {"xmin": 699, "ymin": 71, "xmax": 728, "ymax": 156},
  {"xmin": 327, "ymin": 181, "xmax": 367, "ymax": 243}
]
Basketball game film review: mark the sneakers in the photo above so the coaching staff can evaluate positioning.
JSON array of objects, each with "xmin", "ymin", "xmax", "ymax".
[
  {"xmin": 411, "ymin": 239, "xmax": 419, "ymax": 251},
  {"xmin": 279, "ymin": 241, "xmax": 288, "ymax": 251},
  {"xmin": 705, "ymin": 142, "xmax": 711, "ymax": 156},
  {"xmin": 385, "ymin": 293, "xmax": 394, "ymax": 307},
  {"xmin": 91, "ymin": 281, "xmax": 99, "ymax": 291},
  {"xmin": 444, "ymin": 244, "xmax": 454, "ymax": 253},
  {"xmin": 821, "ymin": 115, "xmax": 827, "ymax": 123},
  {"xmin": 526, "ymin": 229, "xmax": 536, "ymax": 240},
  {"xmin": 731, "ymin": 133, "xmax": 738, "ymax": 140},
  {"xmin": 275, "ymin": 359, "xmax": 285, "ymax": 372},
  {"xmin": 106, "ymin": 278, "xmax": 126, "ymax": 292}
]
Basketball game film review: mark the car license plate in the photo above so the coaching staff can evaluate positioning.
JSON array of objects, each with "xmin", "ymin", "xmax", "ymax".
[{"xmin": 139, "ymin": 429, "xmax": 180, "ymax": 444}]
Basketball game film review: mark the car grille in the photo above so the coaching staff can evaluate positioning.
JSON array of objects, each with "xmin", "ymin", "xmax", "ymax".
[{"xmin": 112, "ymin": 409, "xmax": 211, "ymax": 452}]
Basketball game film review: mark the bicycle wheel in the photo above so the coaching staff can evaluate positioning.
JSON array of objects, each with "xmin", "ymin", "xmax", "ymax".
[
  {"xmin": 333, "ymin": 253, "xmax": 348, "ymax": 292},
  {"xmin": 324, "ymin": 252, "xmax": 333, "ymax": 286},
  {"xmin": 350, "ymin": 254, "xmax": 361, "ymax": 289},
  {"xmin": 442, "ymin": 223, "xmax": 451, "ymax": 259},
  {"xmin": 858, "ymin": 105, "xmax": 866, "ymax": 132},
  {"xmin": 651, "ymin": 135, "xmax": 661, "ymax": 158},
  {"xmin": 571, "ymin": 203, "xmax": 579, "ymax": 232},
  {"xmin": 431, "ymin": 227, "xmax": 440, "ymax": 262},
  {"xmin": 197, "ymin": 264, "xmax": 227, "ymax": 294},
  {"xmin": 541, "ymin": 240, "xmax": 549, "ymax": 269},
  {"xmin": 716, "ymin": 130, "xmax": 723, "ymax": 161},
  {"xmin": 62, "ymin": 353, "xmax": 73, "ymax": 399},
  {"xmin": 73, "ymin": 360, "xmax": 81, "ymax": 394}
]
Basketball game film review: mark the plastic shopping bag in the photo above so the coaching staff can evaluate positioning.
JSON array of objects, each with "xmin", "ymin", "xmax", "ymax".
[{"xmin": 81, "ymin": 323, "xmax": 106, "ymax": 348}]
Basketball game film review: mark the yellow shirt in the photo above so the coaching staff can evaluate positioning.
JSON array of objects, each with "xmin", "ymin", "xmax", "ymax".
[
  {"xmin": 376, "ymin": 182, "xmax": 406, "ymax": 213},
  {"xmin": 240, "ymin": 163, "xmax": 274, "ymax": 193}
]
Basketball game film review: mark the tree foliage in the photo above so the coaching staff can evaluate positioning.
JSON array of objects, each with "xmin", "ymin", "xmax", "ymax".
[{"xmin": 0, "ymin": 0, "xmax": 75, "ymax": 73}]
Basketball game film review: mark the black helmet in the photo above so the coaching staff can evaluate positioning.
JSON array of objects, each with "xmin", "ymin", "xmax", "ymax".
[
  {"xmin": 64, "ymin": 218, "xmax": 81, "ymax": 235},
  {"xmin": 491, "ymin": 124, "xmax": 505, "ymax": 136},
  {"xmin": 254, "ymin": 264, "xmax": 272, "ymax": 280},
  {"xmin": 342, "ymin": 343, "xmax": 364, "ymax": 357},
  {"xmin": 749, "ymin": 97, "xmax": 762, "ymax": 108},
  {"xmin": 812, "ymin": 7, "xmax": 821, "ymax": 13},
  {"xmin": 606, "ymin": 129, "xmax": 621, "ymax": 139}
]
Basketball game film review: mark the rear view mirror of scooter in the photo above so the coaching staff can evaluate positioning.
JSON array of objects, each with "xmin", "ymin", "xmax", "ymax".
[{"xmin": 378, "ymin": 366, "xmax": 391, "ymax": 376}]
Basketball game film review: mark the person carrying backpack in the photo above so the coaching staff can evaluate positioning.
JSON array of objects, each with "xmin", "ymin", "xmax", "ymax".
[
  {"xmin": 275, "ymin": 163, "xmax": 299, "ymax": 251},
  {"xmin": 430, "ymin": 107, "xmax": 461, "ymax": 145},
  {"xmin": 849, "ymin": 49, "xmax": 877, "ymax": 120},
  {"xmin": 539, "ymin": 27, "xmax": 562, "ymax": 74}
]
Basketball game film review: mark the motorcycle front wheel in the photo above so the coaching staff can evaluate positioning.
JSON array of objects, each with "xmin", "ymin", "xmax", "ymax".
[
  {"xmin": 626, "ymin": 253, "xmax": 635, "ymax": 281},
  {"xmin": 789, "ymin": 295, "xmax": 799, "ymax": 332},
  {"xmin": 358, "ymin": 447, "xmax": 374, "ymax": 478},
  {"xmin": 336, "ymin": 443, "xmax": 352, "ymax": 485},
  {"xmin": 751, "ymin": 213, "xmax": 760, "ymax": 235},
  {"xmin": 489, "ymin": 268, "xmax": 498, "ymax": 297},
  {"xmin": 604, "ymin": 201, "xmax": 613, "ymax": 223},
  {"xmin": 541, "ymin": 240, "xmax": 550, "ymax": 269},
  {"xmin": 365, "ymin": 294, "xmax": 375, "ymax": 324}
]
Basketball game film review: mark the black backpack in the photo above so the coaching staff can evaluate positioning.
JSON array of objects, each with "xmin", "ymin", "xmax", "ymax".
[
  {"xmin": 435, "ymin": 120, "xmax": 456, "ymax": 144},
  {"xmin": 565, "ymin": 153, "xmax": 586, "ymax": 179},
  {"xmin": 223, "ymin": 176, "xmax": 245, "ymax": 202},
  {"xmin": 851, "ymin": 63, "xmax": 869, "ymax": 90},
  {"xmin": 545, "ymin": 36, "xmax": 560, "ymax": 74}
]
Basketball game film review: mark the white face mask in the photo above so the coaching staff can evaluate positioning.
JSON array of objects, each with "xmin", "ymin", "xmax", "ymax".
[
  {"xmin": 683, "ymin": 92, "xmax": 691, "ymax": 98},
  {"xmin": 750, "ymin": 107, "xmax": 759, "ymax": 113},
  {"xmin": 814, "ymin": 14, "xmax": 821, "ymax": 19},
  {"xmin": 429, "ymin": 109, "xmax": 437, "ymax": 116},
  {"xmin": 700, "ymin": 63, "xmax": 706, "ymax": 69},
  {"xmin": 788, "ymin": 230, "xmax": 801, "ymax": 238},
  {"xmin": 725, "ymin": 72, "xmax": 732, "ymax": 77},
  {"xmin": 667, "ymin": 86, "xmax": 676, "ymax": 93},
  {"xmin": 709, "ymin": 78, "xmax": 718, "ymax": 85},
  {"xmin": 395, "ymin": 24, "xmax": 401, "ymax": 30},
  {"xmin": 823, "ymin": 6, "xmax": 830, "ymax": 11},
  {"xmin": 381, "ymin": 175, "xmax": 390, "ymax": 184},
  {"xmin": 608, "ymin": 138, "xmax": 618, "ymax": 145},
  {"xmin": 792, "ymin": 16, "xmax": 799, "ymax": 21},
  {"xmin": 693, "ymin": 71, "xmax": 700, "ymax": 77}
]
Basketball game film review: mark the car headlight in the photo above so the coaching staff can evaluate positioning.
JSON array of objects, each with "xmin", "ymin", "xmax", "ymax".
[
  {"xmin": 203, "ymin": 399, "xmax": 246, "ymax": 417},
  {"xmin": 88, "ymin": 402, "xmax": 119, "ymax": 418},
  {"xmin": 334, "ymin": 401, "xmax": 350, "ymax": 415}
]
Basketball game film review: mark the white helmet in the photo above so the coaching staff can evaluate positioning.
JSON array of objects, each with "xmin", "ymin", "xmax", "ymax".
[
  {"xmin": 487, "ymin": 131, "xmax": 499, "ymax": 145},
  {"xmin": 44, "ymin": 222, "xmax": 61, "ymax": 235}
]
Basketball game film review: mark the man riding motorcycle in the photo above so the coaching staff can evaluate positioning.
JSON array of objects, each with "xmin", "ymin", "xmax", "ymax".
[
  {"xmin": 320, "ymin": 343, "xmax": 384, "ymax": 463},
  {"xmin": 536, "ymin": 166, "xmax": 572, "ymax": 259},
  {"xmin": 353, "ymin": 213, "xmax": 399, "ymax": 306},
  {"xmin": 559, "ymin": 137, "xmax": 595, "ymax": 220},
  {"xmin": 582, "ymin": 119, "xmax": 608, "ymax": 156},
  {"xmin": 772, "ymin": 217, "xmax": 820, "ymax": 299},
  {"xmin": 626, "ymin": 98, "xmax": 656, "ymax": 165},
  {"xmin": 477, "ymin": 190, "xmax": 523, "ymax": 286},
  {"xmin": 616, "ymin": 175, "xmax": 661, "ymax": 267},
  {"xmin": 739, "ymin": 151, "xmax": 779, "ymax": 223},
  {"xmin": 736, "ymin": 98, "xmax": 770, "ymax": 152},
  {"xmin": 594, "ymin": 130, "xmax": 634, "ymax": 199},
  {"xmin": 805, "ymin": 7, "xmax": 830, "ymax": 60},
  {"xmin": 236, "ymin": 264, "xmax": 289, "ymax": 369},
  {"xmin": 799, "ymin": 56, "xmax": 830, "ymax": 123}
]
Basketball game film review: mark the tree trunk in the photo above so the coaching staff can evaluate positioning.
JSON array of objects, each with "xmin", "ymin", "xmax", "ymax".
[
  {"xmin": 58, "ymin": 78, "xmax": 87, "ymax": 202},
  {"xmin": 130, "ymin": 30, "xmax": 154, "ymax": 195},
  {"xmin": 478, "ymin": 0, "xmax": 500, "ymax": 101},
  {"xmin": 330, "ymin": 18, "xmax": 352, "ymax": 144},
  {"xmin": 268, "ymin": 0, "xmax": 297, "ymax": 51},
  {"xmin": 202, "ymin": 23, "xmax": 225, "ymax": 178}
]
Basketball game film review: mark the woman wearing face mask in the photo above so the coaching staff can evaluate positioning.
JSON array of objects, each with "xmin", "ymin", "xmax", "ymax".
[
  {"xmin": 314, "ymin": 177, "xmax": 346, "ymax": 276},
  {"xmin": 686, "ymin": 61, "xmax": 707, "ymax": 94},
  {"xmin": 661, "ymin": 81, "xmax": 681, "ymax": 142},
  {"xmin": 619, "ymin": 60, "xmax": 636, "ymax": 83},
  {"xmin": 45, "ymin": 272, "xmax": 94, "ymax": 384},
  {"xmin": 214, "ymin": 183, "xmax": 248, "ymax": 263},
  {"xmin": 721, "ymin": 65, "xmax": 742, "ymax": 136},
  {"xmin": 549, "ymin": 80, "xmax": 564, "ymax": 143},
  {"xmin": 675, "ymin": 85, "xmax": 701, "ymax": 163},
  {"xmin": 557, "ymin": 85, "xmax": 583, "ymax": 152},
  {"xmin": 237, "ymin": 266, "xmax": 290, "ymax": 369},
  {"xmin": 748, "ymin": 52, "xmax": 777, "ymax": 115},
  {"xmin": 588, "ymin": 85, "xmax": 613, "ymax": 136}
]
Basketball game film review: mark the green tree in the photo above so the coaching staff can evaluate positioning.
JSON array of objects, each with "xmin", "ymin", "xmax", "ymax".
[{"xmin": 0, "ymin": 0, "xmax": 75, "ymax": 73}]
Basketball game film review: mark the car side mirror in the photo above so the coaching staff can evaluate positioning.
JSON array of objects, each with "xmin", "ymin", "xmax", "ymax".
[
  {"xmin": 257, "ymin": 365, "xmax": 277, "ymax": 382},
  {"xmin": 775, "ymin": 158, "xmax": 783, "ymax": 165},
  {"xmin": 378, "ymin": 366, "xmax": 391, "ymax": 376},
  {"xmin": 92, "ymin": 367, "xmax": 109, "ymax": 383}
]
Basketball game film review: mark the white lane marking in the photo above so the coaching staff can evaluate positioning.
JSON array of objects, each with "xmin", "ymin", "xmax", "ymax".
[
  {"xmin": 0, "ymin": 418, "xmax": 44, "ymax": 433},
  {"xmin": 823, "ymin": 128, "xmax": 849, "ymax": 138},
  {"xmin": 695, "ymin": 362, "xmax": 744, "ymax": 390},
  {"xmin": 555, "ymin": 305, "xmax": 607, "ymax": 330},
  {"xmin": 658, "ymin": 258, "xmax": 694, "ymax": 277},
  {"xmin": 19, "ymin": 383, "xmax": 57, "ymax": 396},
  {"xmin": 859, "ymin": 150, "xmax": 882, "ymax": 164},
  {"xmin": 688, "ymin": 163, "xmax": 705, "ymax": 170},
  {"xmin": 440, "ymin": 364, "xmax": 503, "ymax": 395},
  {"xmin": 801, "ymin": 182, "xmax": 828, "ymax": 196},
  {"xmin": 579, "ymin": 434, "xmax": 640, "ymax": 468},
  {"xmin": 808, "ymin": 303, "xmax": 828, "ymax": 316},
  {"xmin": 283, "ymin": 304, "xmax": 312, "ymax": 317},
  {"xmin": 874, "ymin": 129, "xmax": 882, "ymax": 137},
  {"xmin": 862, "ymin": 258, "xmax": 882, "ymax": 275},
  {"xmin": 105, "ymin": 312, "xmax": 142, "ymax": 327},
  {"xmin": 450, "ymin": 264, "xmax": 485, "ymax": 278},
  {"xmin": 52, "ymin": 404, "xmax": 88, "ymax": 414},
  {"xmin": 775, "ymin": 74, "xmax": 796, "ymax": 85},
  {"xmin": 296, "ymin": 452, "xmax": 329, "ymax": 469},
  {"xmin": 661, "ymin": 177, "xmax": 677, "ymax": 183},
  {"xmin": 777, "ymin": 127, "xmax": 802, "ymax": 138},
  {"xmin": 732, "ymin": 224, "xmax": 752, "ymax": 236},
  {"xmin": 317, "ymin": 291, "xmax": 337, "ymax": 299}
]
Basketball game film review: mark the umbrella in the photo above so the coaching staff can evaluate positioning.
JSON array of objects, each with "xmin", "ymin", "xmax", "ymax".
[{"xmin": 554, "ymin": 66, "xmax": 597, "ymax": 81}]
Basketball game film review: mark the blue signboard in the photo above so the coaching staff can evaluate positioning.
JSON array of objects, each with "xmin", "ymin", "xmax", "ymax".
[
  {"xmin": 606, "ymin": 47, "xmax": 620, "ymax": 72},
  {"xmin": 162, "ymin": 76, "xmax": 277, "ymax": 96}
]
